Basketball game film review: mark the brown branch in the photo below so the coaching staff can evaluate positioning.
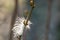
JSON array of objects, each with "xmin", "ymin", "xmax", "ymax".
[
  {"xmin": 9, "ymin": 0, "xmax": 18, "ymax": 40},
  {"xmin": 45, "ymin": 0, "xmax": 52, "ymax": 40},
  {"xmin": 23, "ymin": 0, "xmax": 35, "ymax": 40}
]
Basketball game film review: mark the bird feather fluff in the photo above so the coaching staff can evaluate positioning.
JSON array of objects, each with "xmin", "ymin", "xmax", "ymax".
[{"xmin": 12, "ymin": 17, "xmax": 32, "ymax": 37}]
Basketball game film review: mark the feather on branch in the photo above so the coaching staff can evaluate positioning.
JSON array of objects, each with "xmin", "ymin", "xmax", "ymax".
[{"xmin": 12, "ymin": 17, "xmax": 32, "ymax": 37}]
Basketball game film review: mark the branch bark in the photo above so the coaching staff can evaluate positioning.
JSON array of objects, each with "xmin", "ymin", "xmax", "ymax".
[
  {"xmin": 9, "ymin": 0, "xmax": 18, "ymax": 40},
  {"xmin": 45, "ymin": 0, "xmax": 52, "ymax": 40}
]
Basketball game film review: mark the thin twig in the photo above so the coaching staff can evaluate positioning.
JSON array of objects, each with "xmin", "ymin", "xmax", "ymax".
[{"xmin": 23, "ymin": 0, "xmax": 35, "ymax": 40}]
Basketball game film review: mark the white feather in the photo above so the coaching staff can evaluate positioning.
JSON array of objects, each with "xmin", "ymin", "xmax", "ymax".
[{"xmin": 12, "ymin": 17, "xmax": 32, "ymax": 37}]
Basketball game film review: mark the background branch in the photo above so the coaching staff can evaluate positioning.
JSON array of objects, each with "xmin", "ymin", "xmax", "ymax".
[
  {"xmin": 9, "ymin": 0, "xmax": 18, "ymax": 40},
  {"xmin": 45, "ymin": 0, "xmax": 52, "ymax": 40}
]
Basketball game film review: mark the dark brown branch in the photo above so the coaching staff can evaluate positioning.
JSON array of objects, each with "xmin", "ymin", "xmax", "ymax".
[
  {"xmin": 45, "ymin": 0, "xmax": 52, "ymax": 40},
  {"xmin": 9, "ymin": 0, "xmax": 18, "ymax": 40}
]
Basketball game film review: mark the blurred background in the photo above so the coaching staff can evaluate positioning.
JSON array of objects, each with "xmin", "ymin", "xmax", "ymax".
[{"xmin": 0, "ymin": 0, "xmax": 60, "ymax": 40}]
